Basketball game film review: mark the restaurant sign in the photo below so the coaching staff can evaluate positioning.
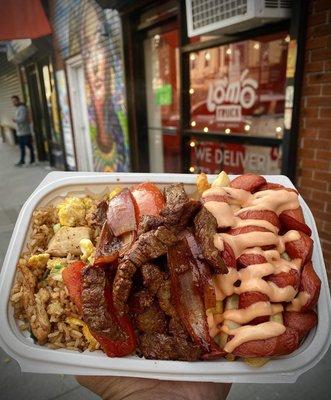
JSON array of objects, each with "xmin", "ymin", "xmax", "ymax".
[{"xmin": 207, "ymin": 69, "xmax": 258, "ymax": 123}]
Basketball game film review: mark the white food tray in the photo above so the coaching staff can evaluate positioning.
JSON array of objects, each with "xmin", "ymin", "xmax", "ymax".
[{"xmin": 0, "ymin": 172, "xmax": 330, "ymax": 383}]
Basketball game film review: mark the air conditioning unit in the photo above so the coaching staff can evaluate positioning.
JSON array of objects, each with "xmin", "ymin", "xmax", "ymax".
[{"xmin": 186, "ymin": 0, "xmax": 292, "ymax": 37}]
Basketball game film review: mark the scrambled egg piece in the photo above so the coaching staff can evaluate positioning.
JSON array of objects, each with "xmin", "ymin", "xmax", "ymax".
[
  {"xmin": 66, "ymin": 317, "xmax": 99, "ymax": 348},
  {"xmin": 57, "ymin": 197, "xmax": 91, "ymax": 227},
  {"xmin": 53, "ymin": 223, "xmax": 61, "ymax": 233},
  {"xmin": 47, "ymin": 258, "xmax": 67, "ymax": 281},
  {"xmin": 28, "ymin": 253, "xmax": 50, "ymax": 269},
  {"xmin": 79, "ymin": 239, "xmax": 95, "ymax": 264}
]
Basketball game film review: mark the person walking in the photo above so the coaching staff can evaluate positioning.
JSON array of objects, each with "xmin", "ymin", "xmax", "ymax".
[{"xmin": 11, "ymin": 95, "xmax": 35, "ymax": 166}]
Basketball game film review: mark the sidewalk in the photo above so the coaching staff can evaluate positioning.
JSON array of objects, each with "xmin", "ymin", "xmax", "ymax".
[{"xmin": 0, "ymin": 142, "xmax": 330, "ymax": 400}]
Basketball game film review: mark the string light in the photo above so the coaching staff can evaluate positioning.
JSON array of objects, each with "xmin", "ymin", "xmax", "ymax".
[
  {"xmin": 225, "ymin": 128, "xmax": 231, "ymax": 134},
  {"xmin": 253, "ymin": 43, "xmax": 260, "ymax": 50},
  {"xmin": 276, "ymin": 126, "xmax": 282, "ymax": 132},
  {"xmin": 203, "ymin": 127, "xmax": 209, "ymax": 133},
  {"xmin": 189, "ymin": 88, "xmax": 195, "ymax": 94},
  {"xmin": 226, "ymin": 48, "xmax": 232, "ymax": 55},
  {"xmin": 191, "ymin": 121, "xmax": 196, "ymax": 127},
  {"xmin": 190, "ymin": 53, "xmax": 197, "ymax": 61},
  {"xmin": 205, "ymin": 52, "xmax": 211, "ymax": 60},
  {"xmin": 189, "ymin": 166, "xmax": 195, "ymax": 173},
  {"xmin": 285, "ymin": 34, "xmax": 290, "ymax": 43},
  {"xmin": 244, "ymin": 124, "xmax": 251, "ymax": 131},
  {"xmin": 189, "ymin": 140, "xmax": 196, "ymax": 148}
]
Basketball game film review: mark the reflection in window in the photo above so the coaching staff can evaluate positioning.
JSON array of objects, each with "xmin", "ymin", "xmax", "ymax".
[{"xmin": 189, "ymin": 32, "xmax": 289, "ymax": 138}]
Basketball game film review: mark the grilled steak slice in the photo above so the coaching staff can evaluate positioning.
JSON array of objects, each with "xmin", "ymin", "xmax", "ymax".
[
  {"xmin": 157, "ymin": 279, "xmax": 176, "ymax": 318},
  {"xmin": 134, "ymin": 303, "xmax": 167, "ymax": 334},
  {"xmin": 112, "ymin": 258, "xmax": 137, "ymax": 314},
  {"xmin": 169, "ymin": 317, "xmax": 189, "ymax": 339},
  {"xmin": 194, "ymin": 207, "xmax": 227, "ymax": 273},
  {"xmin": 161, "ymin": 184, "xmax": 201, "ymax": 231},
  {"xmin": 139, "ymin": 333, "xmax": 201, "ymax": 361},
  {"xmin": 130, "ymin": 290, "xmax": 154, "ymax": 314},
  {"xmin": 82, "ymin": 266, "xmax": 126, "ymax": 341},
  {"xmin": 138, "ymin": 215, "xmax": 164, "ymax": 236},
  {"xmin": 128, "ymin": 226, "xmax": 177, "ymax": 266},
  {"xmin": 141, "ymin": 263, "xmax": 165, "ymax": 295}
]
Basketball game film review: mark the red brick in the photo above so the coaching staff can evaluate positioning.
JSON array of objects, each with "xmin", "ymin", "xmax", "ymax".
[
  {"xmin": 306, "ymin": 36, "xmax": 327, "ymax": 49},
  {"xmin": 312, "ymin": 22, "xmax": 331, "ymax": 37},
  {"xmin": 307, "ymin": 198, "xmax": 327, "ymax": 210},
  {"xmin": 322, "ymin": 84, "xmax": 331, "ymax": 95},
  {"xmin": 306, "ymin": 95, "xmax": 331, "ymax": 106},
  {"xmin": 315, "ymin": 0, "xmax": 331, "ymax": 12},
  {"xmin": 305, "ymin": 118, "xmax": 331, "ymax": 129},
  {"xmin": 302, "ymin": 158, "xmax": 330, "ymax": 170},
  {"xmin": 308, "ymin": 11, "xmax": 328, "ymax": 26},
  {"xmin": 324, "ymin": 60, "xmax": 331, "ymax": 70},
  {"xmin": 301, "ymin": 108, "xmax": 319, "ymax": 119},
  {"xmin": 318, "ymin": 131, "xmax": 331, "ymax": 140},
  {"xmin": 302, "ymin": 84, "xmax": 322, "ymax": 95},
  {"xmin": 300, "ymin": 128, "xmax": 319, "ymax": 138},
  {"xmin": 307, "ymin": 72, "xmax": 331, "ymax": 84},
  {"xmin": 319, "ymin": 108, "xmax": 331, "ymax": 117},
  {"xmin": 299, "ymin": 177, "xmax": 328, "ymax": 191},
  {"xmin": 316, "ymin": 149, "xmax": 331, "ymax": 160},
  {"xmin": 304, "ymin": 61, "xmax": 324, "ymax": 73},
  {"xmin": 303, "ymin": 138, "xmax": 330, "ymax": 150},
  {"xmin": 297, "ymin": 167, "xmax": 315, "ymax": 178},
  {"xmin": 320, "ymin": 231, "xmax": 331, "ymax": 242},
  {"xmin": 310, "ymin": 190, "xmax": 331, "ymax": 204},
  {"xmin": 314, "ymin": 171, "xmax": 331, "ymax": 182},
  {"xmin": 310, "ymin": 48, "xmax": 331, "ymax": 61},
  {"xmin": 311, "ymin": 209, "xmax": 331, "ymax": 221},
  {"xmin": 298, "ymin": 148, "xmax": 316, "ymax": 159}
]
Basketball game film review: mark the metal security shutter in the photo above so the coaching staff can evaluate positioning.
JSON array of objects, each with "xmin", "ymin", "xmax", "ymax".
[{"xmin": 0, "ymin": 53, "xmax": 22, "ymax": 129}]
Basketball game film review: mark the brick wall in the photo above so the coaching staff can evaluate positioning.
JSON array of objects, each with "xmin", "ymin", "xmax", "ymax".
[{"xmin": 297, "ymin": 0, "xmax": 331, "ymax": 279}]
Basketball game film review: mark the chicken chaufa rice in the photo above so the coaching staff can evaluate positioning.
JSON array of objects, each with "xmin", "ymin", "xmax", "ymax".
[{"xmin": 10, "ymin": 172, "xmax": 320, "ymax": 364}]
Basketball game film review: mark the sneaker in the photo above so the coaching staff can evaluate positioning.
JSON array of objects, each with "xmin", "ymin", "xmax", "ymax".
[{"xmin": 15, "ymin": 162, "xmax": 25, "ymax": 167}]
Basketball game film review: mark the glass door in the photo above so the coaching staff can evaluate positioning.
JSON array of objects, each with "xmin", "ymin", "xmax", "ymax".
[{"xmin": 143, "ymin": 23, "xmax": 180, "ymax": 172}]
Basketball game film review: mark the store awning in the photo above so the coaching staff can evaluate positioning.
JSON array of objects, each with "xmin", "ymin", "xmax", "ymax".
[{"xmin": 0, "ymin": 0, "xmax": 52, "ymax": 41}]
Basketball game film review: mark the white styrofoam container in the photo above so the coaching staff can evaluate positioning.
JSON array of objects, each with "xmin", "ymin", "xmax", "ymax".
[{"xmin": 0, "ymin": 172, "xmax": 330, "ymax": 383}]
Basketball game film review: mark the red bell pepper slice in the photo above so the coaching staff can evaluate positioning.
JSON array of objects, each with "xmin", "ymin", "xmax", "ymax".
[
  {"xmin": 62, "ymin": 261, "xmax": 85, "ymax": 314},
  {"xmin": 62, "ymin": 261, "xmax": 136, "ymax": 357},
  {"xmin": 107, "ymin": 188, "xmax": 138, "ymax": 237},
  {"xmin": 168, "ymin": 231, "xmax": 212, "ymax": 352},
  {"xmin": 132, "ymin": 182, "xmax": 165, "ymax": 218}
]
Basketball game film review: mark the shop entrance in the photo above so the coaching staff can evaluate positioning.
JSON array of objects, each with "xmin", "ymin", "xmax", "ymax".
[
  {"xmin": 143, "ymin": 22, "xmax": 180, "ymax": 173},
  {"xmin": 66, "ymin": 55, "xmax": 93, "ymax": 171}
]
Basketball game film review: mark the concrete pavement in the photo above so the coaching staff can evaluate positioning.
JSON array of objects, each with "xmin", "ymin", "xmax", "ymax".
[{"xmin": 0, "ymin": 141, "xmax": 330, "ymax": 399}]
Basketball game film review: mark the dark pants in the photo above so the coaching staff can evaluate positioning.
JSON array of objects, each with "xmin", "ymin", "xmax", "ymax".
[{"xmin": 17, "ymin": 135, "xmax": 35, "ymax": 163}]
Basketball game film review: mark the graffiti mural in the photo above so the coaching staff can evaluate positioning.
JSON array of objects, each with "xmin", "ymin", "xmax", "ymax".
[{"xmin": 51, "ymin": 0, "xmax": 130, "ymax": 171}]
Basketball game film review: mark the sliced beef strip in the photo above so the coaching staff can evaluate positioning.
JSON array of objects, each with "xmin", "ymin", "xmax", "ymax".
[
  {"xmin": 157, "ymin": 279, "xmax": 176, "ymax": 318},
  {"xmin": 138, "ymin": 215, "xmax": 164, "ymax": 236},
  {"xmin": 161, "ymin": 184, "xmax": 201, "ymax": 231},
  {"xmin": 139, "ymin": 333, "xmax": 201, "ymax": 361},
  {"xmin": 194, "ymin": 207, "xmax": 227, "ymax": 273},
  {"xmin": 134, "ymin": 303, "xmax": 167, "ymax": 334},
  {"xmin": 141, "ymin": 263, "xmax": 165, "ymax": 295},
  {"xmin": 82, "ymin": 266, "xmax": 127, "ymax": 341},
  {"xmin": 168, "ymin": 317, "xmax": 188, "ymax": 339},
  {"xmin": 129, "ymin": 290, "xmax": 154, "ymax": 314},
  {"xmin": 112, "ymin": 258, "xmax": 137, "ymax": 315},
  {"xmin": 95, "ymin": 200, "xmax": 108, "ymax": 226}
]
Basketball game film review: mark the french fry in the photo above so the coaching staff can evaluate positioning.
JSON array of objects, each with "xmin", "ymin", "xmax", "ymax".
[
  {"xmin": 244, "ymin": 357, "xmax": 270, "ymax": 367},
  {"xmin": 219, "ymin": 294, "xmax": 240, "ymax": 349},
  {"xmin": 226, "ymin": 354, "xmax": 236, "ymax": 361},
  {"xmin": 196, "ymin": 173, "xmax": 210, "ymax": 194},
  {"xmin": 212, "ymin": 171, "xmax": 230, "ymax": 188}
]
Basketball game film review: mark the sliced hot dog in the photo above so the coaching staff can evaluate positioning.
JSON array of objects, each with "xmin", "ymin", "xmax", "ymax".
[
  {"xmin": 299, "ymin": 262, "xmax": 321, "ymax": 311},
  {"xmin": 230, "ymin": 174, "xmax": 266, "ymax": 193},
  {"xmin": 280, "ymin": 208, "xmax": 312, "ymax": 236},
  {"xmin": 283, "ymin": 310, "xmax": 318, "ymax": 340},
  {"xmin": 237, "ymin": 253, "xmax": 266, "ymax": 269},
  {"xmin": 266, "ymin": 269, "xmax": 300, "ymax": 291},
  {"xmin": 285, "ymin": 232, "xmax": 313, "ymax": 265},
  {"xmin": 238, "ymin": 291, "xmax": 270, "ymax": 324},
  {"xmin": 232, "ymin": 327, "xmax": 300, "ymax": 357},
  {"xmin": 238, "ymin": 210, "xmax": 280, "ymax": 229}
]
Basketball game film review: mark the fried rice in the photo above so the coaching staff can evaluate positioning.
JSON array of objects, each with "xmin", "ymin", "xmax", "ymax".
[{"xmin": 10, "ymin": 199, "xmax": 101, "ymax": 352}]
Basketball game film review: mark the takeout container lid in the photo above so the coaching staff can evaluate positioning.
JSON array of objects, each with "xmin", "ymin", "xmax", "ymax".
[{"xmin": 0, "ymin": 172, "xmax": 330, "ymax": 383}]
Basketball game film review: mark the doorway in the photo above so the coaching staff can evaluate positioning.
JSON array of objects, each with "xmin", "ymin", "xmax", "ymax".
[{"xmin": 66, "ymin": 56, "xmax": 93, "ymax": 171}]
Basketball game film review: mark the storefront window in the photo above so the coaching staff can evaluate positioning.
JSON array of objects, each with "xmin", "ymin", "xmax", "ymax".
[
  {"xmin": 189, "ymin": 32, "xmax": 289, "ymax": 138},
  {"xmin": 189, "ymin": 139, "xmax": 281, "ymax": 175}
]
